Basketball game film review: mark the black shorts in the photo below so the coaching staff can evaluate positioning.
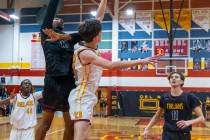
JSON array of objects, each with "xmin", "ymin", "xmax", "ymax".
[
  {"xmin": 162, "ymin": 130, "xmax": 191, "ymax": 140},
  {"xmin": 39, "ymin": 75, "xmax": 75, "ymax": 112}
]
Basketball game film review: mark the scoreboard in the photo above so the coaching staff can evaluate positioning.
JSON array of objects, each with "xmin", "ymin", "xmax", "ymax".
[{"xmin": 154, "ymin": 39, "xmax": 188, "ymax": 56}]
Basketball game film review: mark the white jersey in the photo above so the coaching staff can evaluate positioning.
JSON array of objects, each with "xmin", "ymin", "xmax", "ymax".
[
  {"xmin": 10, "ymin": 91, "xmax": 42, "ymax": 129},
  {"xmin": 10, "ymin": 127, "xmax": 34, "ymax": 140},
  {"xmin": 69, "ymin": 46, "xmax": 103, "ymax": 120}
]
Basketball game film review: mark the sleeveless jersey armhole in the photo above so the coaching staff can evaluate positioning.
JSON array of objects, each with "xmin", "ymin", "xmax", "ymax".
[{"xmin": 77, "ymin": 48, "xmax": 96, "ymax": 66}]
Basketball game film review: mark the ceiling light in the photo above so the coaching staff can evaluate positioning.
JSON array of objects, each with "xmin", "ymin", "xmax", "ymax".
[
  {"xmin": 126, "ymin": 9, "xmax": 134, "ymax": 16},
  {"xmin": 91, "ymin": 11, "xmax": 97, "ymax": 16}
]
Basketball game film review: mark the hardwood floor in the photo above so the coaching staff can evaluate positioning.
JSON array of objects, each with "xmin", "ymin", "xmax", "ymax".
[{"xmin": 0, "ymin": 116, "xmax": 210, "ymax": 140}]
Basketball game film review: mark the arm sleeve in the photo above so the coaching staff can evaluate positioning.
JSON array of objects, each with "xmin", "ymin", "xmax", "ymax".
[
  {"xmin": 33, "ymin": 91, "xmax": 43, "ymax": 101},
  {"xmin": 41, "ymin": 0, "xmax": 60, "ymax": 43},
  {"xmin": 189, "ymin": 94, "xmax": 201, "ymax": 109}
]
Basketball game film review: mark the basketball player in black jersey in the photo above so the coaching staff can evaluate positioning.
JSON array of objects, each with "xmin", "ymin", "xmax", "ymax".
[
  {"xmin": 35, "ymin": 0, "xmax": 107, "ymax": 140},
  {"xmin": 142, "ymin": 72, "xmax": 205, "ymax": 140}
]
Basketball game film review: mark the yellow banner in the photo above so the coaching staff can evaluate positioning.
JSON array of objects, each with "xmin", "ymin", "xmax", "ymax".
[
  {"xmin": 154, "ymin": 10, "xmax": 170, "ymax": 32},
  {"xmin": 0, "ymin": 62, "xmax": 31, "ymax": 69},
  {"xmin": 155, "ymin": 10, "xmax": 191, "ymax": 32},
  {"xmin": 174, "ymin": 10, "xmax": 191, "ymax": 32}
]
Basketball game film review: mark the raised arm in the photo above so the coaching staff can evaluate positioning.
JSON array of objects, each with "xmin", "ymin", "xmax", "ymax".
[
  {"xmin": 41, "ymin": 0, "xmax": 60, "ymax": 44},
  {"xmin": 79, "ymin": 50, "xmax": 159, "ymax": 70},
  {"xmin": 96, "ymin": 0, "xmax": 107, "ymax": 21},
  {"xmin": 41, "ymin": 0, "xmax": 60, "ymax": 30},
  {"xmin": 41, "ymin": 0, "xmax": 107, "ymax": 42}
]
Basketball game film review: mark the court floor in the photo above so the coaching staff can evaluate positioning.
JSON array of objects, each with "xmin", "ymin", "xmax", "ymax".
[{"xmin": 0, "ymin": 116, "xmax": 210, "ymax": 140}]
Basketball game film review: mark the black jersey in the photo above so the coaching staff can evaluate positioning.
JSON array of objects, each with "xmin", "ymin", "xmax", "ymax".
[
  {"xmin": 159, "ymin": 93, "xmax": 201, "ymax": 132},
  {"xmin": 41, "ymin": 0, "xmax": 82, "ymax": 77}
]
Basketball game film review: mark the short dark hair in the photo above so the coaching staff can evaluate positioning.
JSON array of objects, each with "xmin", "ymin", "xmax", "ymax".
[
  {"xmin": 168, "ymin": 72, "xmax": 185, "ymax": 87},
  {"xmin": 78, "ymin": 19, "xmax": 102, "ymax": 43},
  {"xmin": 20, "ymin": 79, "xmax": 32, "ymax": 86},
  {"xmin": 53, "ymin": 18, "xmax": 64, "ymax": 32}
]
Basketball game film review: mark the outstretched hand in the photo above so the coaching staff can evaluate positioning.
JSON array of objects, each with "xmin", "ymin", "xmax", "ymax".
[{"xmin": 141, "ymin": 55, "xmax": 161, "ymax": 66}]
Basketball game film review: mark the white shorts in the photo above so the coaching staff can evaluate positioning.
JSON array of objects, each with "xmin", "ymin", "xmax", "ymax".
[
  {"xmin": 10, "ymin": 127, "xmax": 34, "ymax": 140},
  {"xmin": 69, "ymin": 88, "xmax": 97, "ymax": 121}
]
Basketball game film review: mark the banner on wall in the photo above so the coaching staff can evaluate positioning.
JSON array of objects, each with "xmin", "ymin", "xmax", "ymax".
[
  {"xmin": 100, "ymin": 50, "xmax": 112, "ymax": 61},
  {"xmin": 191, "ymin": 39, "xmax": 210, "ymax": 53},
  {"xmin": 174, "ymin": 10, "xmax": 191, "ymax": 32},
  {"xmin": 31, "ymin": 33, "xmax": 45, "ymax": 69},
  {"xmin": 155, "ymin": 10, "xmax": 191, "ymax": 32},
  {"xmin": 154, "ymin": 10, "xmax": 170, "ymax": 32},
  {"xmin": 110, "ymin": 91, "xmax": 208, "ymax": 117},
  {"xmin": 136, "ymin": 11, "xmax": 153, "ymax": 35},
  {"xmin": 154, "ymin": 39, "xmax": 188, "ymax": 56},
  {"xmin": 192, "ymin": 9, "xmax": 210, "ymax": 32},
  {"xmin": 119, "ymin": 40, "xmax": 152, "ymax": 59},
  {"xmin": 190, "ymin": 39, "xmax": 210, "ymax": 70},
  {"xmin": 119, "ymin": 11, "xmax": 136, "ymax": 36}
]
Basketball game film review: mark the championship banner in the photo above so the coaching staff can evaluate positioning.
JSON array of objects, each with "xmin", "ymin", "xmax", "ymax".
[
  {"xmin": 154, "ymin": 10, "xmax": 170, "ymax": 32},
  {"xmin": 119, "ymin": 11, "xmax": 136, "ymax": 36},
  {"xmin": 31, "ymin": 33, "xmax": 45, "ymax": 69},
  {"xmin": 136, "ymin": 11, "xmax": 153, "ymax": 35},
  {"xmin": 190, "ymin": 39, "xmax": 210, "ymax": 70},
  {"xmin": 154, "ymin": 39, "xmax": 188, "ymax": 56},
  {"xmin": 192, "ymin": 9, "xmax": 210, "ymax": 32},
  {"xmin": 119, "ymin": 40, "xmax": 152, "ymax": 59},
  {"xmin": 174, "ymin": 10, "xmax": 191, "ymax": 32}
]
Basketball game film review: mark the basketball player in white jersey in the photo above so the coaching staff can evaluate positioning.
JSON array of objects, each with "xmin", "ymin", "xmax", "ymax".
[
  {"xmin": 0, "ymin": 79, "xmax": 42, "ymax": 140},
  {"xmin": 68, "ymin": 19, "xmax": 160, "ymax": 140}
]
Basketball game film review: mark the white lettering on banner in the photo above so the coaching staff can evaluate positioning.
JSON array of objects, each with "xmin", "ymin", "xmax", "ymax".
[
  {"xmin": 154, "ymin": 39, "xmax": 188, "ymax": 56},
  {"xmin": 192, "ymin": 9, "xmax": 210, "ymax": 32},
  {"xmin": 119, "ymin": 11, "xmax": 136, "ymax": 36},
  {"xmin": 154, "ymin": 40, "xmax": 187, "ymax": 47},
  {"xmin": 136, "ymin": 11, "xmax": 153, "ymax": 35}
]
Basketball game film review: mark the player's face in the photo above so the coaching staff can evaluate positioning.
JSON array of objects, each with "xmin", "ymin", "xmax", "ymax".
[
  {"xmin": 169, "ymin": 73, "xmax": 184, "ymax": 88},
  {"xmin": 21, "ymin": 79, "xmax": 32, "ymax": 94},
  {"xmin": 53, "ymin": 18, "xmax": 64, "ymax": 30}
]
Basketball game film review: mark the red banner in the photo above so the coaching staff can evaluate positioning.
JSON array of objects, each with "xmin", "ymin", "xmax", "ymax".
[
  {"xmin": 100, "ymin": 50, "xmax": 112, "ymax": 61},
  {"xmin": 154, "ymin": 39, "xmax": 188, "ymax": 57}
]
